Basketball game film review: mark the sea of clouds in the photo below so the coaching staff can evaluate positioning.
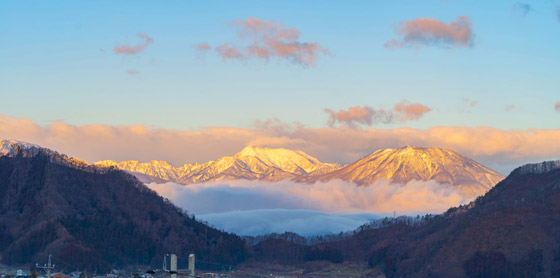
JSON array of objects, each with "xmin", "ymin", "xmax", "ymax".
[
  {"xmin": 148, "ymin": 179, "xmax": 472, "ymax": 236},
  {"xmin": 198, "ymin": 209, "xmax": 379, "ymax": 236}
]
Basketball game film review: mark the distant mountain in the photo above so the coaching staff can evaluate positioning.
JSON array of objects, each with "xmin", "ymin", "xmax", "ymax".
[
  {"xmin": 300, "ymin": 146, "xmax": 504, "ymax": 197},
  {"xmin": 95, "ymin": 146, "xmax": 342, "ymax": 184},
  {"xmin": 98, "ymin": 145, "xmax": 503, "ymax": 198},
  {"xmin": 0, "ymin": 140, "xmax": 247, "ymax": 271},
  {"xmin": 312, "ymin": 160, "xmax": 560, "ymax": 277}
]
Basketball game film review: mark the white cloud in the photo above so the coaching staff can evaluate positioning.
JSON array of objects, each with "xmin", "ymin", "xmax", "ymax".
[
  {"xmin": 198, "ymin": 209, "xmax": 380, "ymax": 236},
  {"xmin": 148, "ymin": 179, "xmax": 469, "ymax": 215},
  {"xmin": 148, "ymin": 179, "xmax": 471, "ymax": 235}
]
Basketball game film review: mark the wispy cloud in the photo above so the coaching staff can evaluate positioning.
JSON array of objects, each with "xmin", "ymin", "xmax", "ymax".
[
  {"xmin": 193, "ymin": 42, "xmax": 211, "ymax": 58},
  {"xmin": 555, "ymin": 101, "xmax": 560, "ymax": 112},
  {"xmin": 193, "ymin": 42, "xmax": 211, "ymax": 52},
  {"xmin": 464, "ymin": 98, "xmax": 478, "ymax": 108},
  {"xmin": 393, "ymin": 100, "xmax": 432, "ymax": 121},
  {"xmin": 325, "ymin": 100, "xmax": 431, "ymax": 127},
  {"xmin": 512, "ymin": 3, "xmax": 533, "ymax": 16},
  {"xmin": 202, "ymin": 17, "xmax": 329, "ymax": 66},
  {"xmin": 505, "ymin": 104, "xmax": 516, "ymax": 111},
  {"xmin": 114, "ymin": 33, "xmax": 154, "ymax": 55},
  {"xmin": 325, "ymin": 106, "xmax": 382, "ymax": 127},
  {"xmin": 385, "ymin": 16, "xmax": 474, "ymax": 49},
  {"xmin": 215, "ymin": 43, "xmax": 245, "ymax": 61},
  {"xmin": 126, "ymin": 69, "xmax": 139, "ymax": 75}
]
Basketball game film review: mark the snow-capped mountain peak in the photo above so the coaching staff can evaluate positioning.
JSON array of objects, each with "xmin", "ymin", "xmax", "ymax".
[
  {"xmin": 0, "ymin": 139, "xmax": 41, "ymax": 157},
  {"xmin": 2, "ymin": 140, "xmax": 505, "ymax": 200},
  {"xmin": 233, "ymin": 146, "xmax": 337, "ymax": 173},
  {"xmin": 93, "ymin": 145, "xmax": 504, "ymax": 199},
  {"xmin": 94, "ymin": 146, "xmax": 342, "ymax": 184},
  {"xmin": 298, "ymin": 146, "xmax": 505, "ymax": 198}
]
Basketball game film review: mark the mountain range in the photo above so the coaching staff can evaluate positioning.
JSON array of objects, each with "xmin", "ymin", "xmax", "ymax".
[
  {"xmin": 96, "ymin": 145, "xmax": 504, "ymax": 198},
  {"xmin": 95, "ymin": 146, "xmax": 342, "ymax": 184}
]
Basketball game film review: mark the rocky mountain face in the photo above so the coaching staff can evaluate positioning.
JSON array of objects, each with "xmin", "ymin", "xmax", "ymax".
[
  {"xmin": 0, "ymin": 140, "xmax": 247, "ymax": 271},
  {"xmin": 97, "ymin": 145, "xmax": 504, "ymax": 198}
]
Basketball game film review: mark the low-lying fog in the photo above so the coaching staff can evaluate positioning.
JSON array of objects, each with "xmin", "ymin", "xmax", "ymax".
[{"xmin": 148, "ymin": 179, "xmax": 472, "ymax": 236}]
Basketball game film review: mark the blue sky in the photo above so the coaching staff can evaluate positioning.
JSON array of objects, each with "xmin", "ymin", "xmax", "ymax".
[{"xmin": 1, "ymin": 0, "xmax": 559, "ymax": 130}]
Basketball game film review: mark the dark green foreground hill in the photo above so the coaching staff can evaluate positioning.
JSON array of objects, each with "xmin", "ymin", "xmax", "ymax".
[{"xmin": 0, "ymin": 143, "xmax": 247, "ymax": 271}]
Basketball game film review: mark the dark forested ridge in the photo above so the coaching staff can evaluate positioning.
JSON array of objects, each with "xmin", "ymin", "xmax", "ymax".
[
  {"xmin": 0, "ymin": 151, "xmax": 248, "ymax": 272},
  {"xmin": 248, "ymin": 161, "xmax": 560, "ymax": 277}
]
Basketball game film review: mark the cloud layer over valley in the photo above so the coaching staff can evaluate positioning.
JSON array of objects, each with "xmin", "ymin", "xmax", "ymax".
[
  {"xmin": 148, "ymin": 179, "xmax": 471, "ymax": 235},
  {"xmin": 198, "ymin": 209, "xmax": 379, "ymax": 236}
]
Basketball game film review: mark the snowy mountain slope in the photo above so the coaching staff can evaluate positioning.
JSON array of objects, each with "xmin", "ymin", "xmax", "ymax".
[
  {"xmin": 95, "ymin": 146, "xmax": 342, "ymax": 184},
  {"xmin": 95, "ymin": 145, "xmax": 504, "ymax": 197},
  {"xmin": 298, "ymin": 146, "xmax": 504, "ymax": 197}
]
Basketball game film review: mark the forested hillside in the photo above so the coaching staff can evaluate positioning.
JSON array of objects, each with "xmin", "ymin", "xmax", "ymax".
[{"xmin": 0, "ymin": 149, "xmax": 248, "ymax": 272}]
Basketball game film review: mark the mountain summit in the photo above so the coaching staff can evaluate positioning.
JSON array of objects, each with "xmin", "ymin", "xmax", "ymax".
[
  {"xmin": 96, "ymin": 145, "xmax": 503, "ymax": 198},
  {"xmin": 95, "ymin": 146, "xmax": 341, "ymax": 184},
  {"xmin": 301, "ymin": 146, "xmax": 504, "ymax": 197},
  {"xmin": 233, "ymin": 146, "xmax": 338, "ymax": 174}
]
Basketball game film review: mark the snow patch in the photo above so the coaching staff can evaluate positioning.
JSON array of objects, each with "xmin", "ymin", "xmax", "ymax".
[{"xmin": 0, "ymin": 139, "xmax": 41, "ymax": 157}]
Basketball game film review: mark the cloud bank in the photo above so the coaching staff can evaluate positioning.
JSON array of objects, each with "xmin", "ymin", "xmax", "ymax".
[
  {"xmin": 198, "ymin": 209, "xmax": 379, "ymax": 236},
  {"xmin": 385, "ymin": 16, "xmax": 474, "ymax": 49},
  {"xmin": 2, "ymin": 114, "xmax": 560, "ymax": 174},
  {"xmin": 114, "ymin": 33, "xmax": 154, "ymax": 55},
  {"xmin": 325, "ymin": 100, "xmax": 431, "ymax": 127},
  {"xmin": 148, "ymin": 179, "xmax": 468, "ymax": 235},
  {"xmin": 204, "ymin": 17, "xmax": 329, "ymax": 66},
  {"xmin": 148, "ymin": 180, "xmax": 468, "ymax": 214}
]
